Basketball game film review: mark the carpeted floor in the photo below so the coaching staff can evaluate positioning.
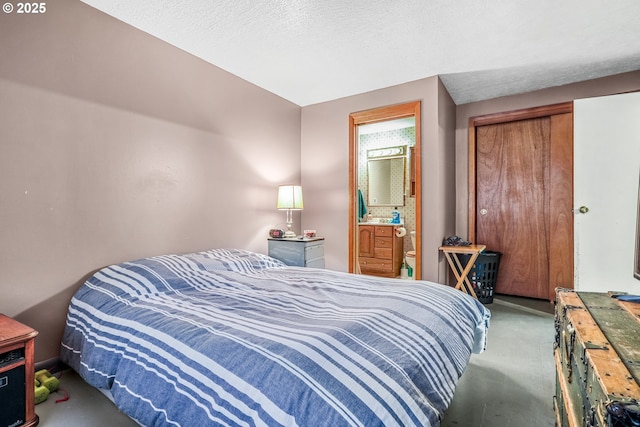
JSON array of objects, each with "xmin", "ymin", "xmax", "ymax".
[{"xmin": 441, "ymin": 295, "xmax": 555, "ymax": 426}]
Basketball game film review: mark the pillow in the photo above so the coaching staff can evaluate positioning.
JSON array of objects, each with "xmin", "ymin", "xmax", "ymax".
[{"xmin": 187, "ymin": 248, "xmax": 286, "ymax": 273}]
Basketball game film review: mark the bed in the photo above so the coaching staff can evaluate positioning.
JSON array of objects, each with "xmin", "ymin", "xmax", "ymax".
[{"xmin": 60, "ymin": 248, "xmax": 490, "ymax": 427}]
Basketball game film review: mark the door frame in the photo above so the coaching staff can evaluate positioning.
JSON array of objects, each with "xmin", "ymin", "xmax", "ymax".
[
  {"xmin": 349, "ymin": 101, "xmax": 422, "ymax": 279},
  {"xmin": 468, "ymin": 102, "xmax": 574, "ymax": 299}
]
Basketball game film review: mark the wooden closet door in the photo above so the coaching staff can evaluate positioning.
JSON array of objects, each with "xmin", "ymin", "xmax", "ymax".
[{"xmin": 472, "ymin": 106, "xmax": 573, "ymax": 300}]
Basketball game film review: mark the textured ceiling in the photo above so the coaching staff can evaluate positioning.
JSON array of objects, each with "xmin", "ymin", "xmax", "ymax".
[{"xmin": 80, "ymin": 0, "xmax": 640, "ymax": 106}]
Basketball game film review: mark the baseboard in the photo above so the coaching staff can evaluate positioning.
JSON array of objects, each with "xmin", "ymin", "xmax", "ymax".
[
  {"xmin": 492, "ymin": 297, "xmax": 554, "ymax": 317},
  {"xmin": 35, "ymin": 357, "xmax": 68, "ymax": 374}
]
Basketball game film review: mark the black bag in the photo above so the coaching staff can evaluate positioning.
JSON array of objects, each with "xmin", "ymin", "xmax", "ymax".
[
  {"xmin": 442, "ymin": 235, "xmax": 471, "ymax": 246},
  {"xmin": 607, "ymin": 401, "xmax": 640, "ymax": 427}
]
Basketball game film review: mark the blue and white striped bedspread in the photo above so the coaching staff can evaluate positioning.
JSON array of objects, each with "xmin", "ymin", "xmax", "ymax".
[{"xmin": 60, "ymin": 249, "xmax": 490, "ymax": 427}]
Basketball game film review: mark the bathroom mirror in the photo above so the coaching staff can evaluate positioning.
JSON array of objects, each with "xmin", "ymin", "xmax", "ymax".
[
  {"xmin": 349, "ymin": 101, "xmax": 422, "ymax": 280},
  {"xmin": 367, "ymin": 147, "xmax": 405, "ymax": 206}
]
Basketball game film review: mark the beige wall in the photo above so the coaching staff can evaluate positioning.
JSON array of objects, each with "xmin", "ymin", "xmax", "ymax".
[
  {"xmin": 454, "ymin": 71, "xmax": 640, "ymax": 238},
  {"xmin": 0, "ymin": 0, "xmax": 301, "ymax": 361},
  {"xmin": 300, "ymin": 77, "xmax": 457, "ymax": 282}
]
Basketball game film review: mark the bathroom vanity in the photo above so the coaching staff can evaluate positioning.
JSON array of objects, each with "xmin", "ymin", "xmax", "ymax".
[{"xmin": 358, "ymin": 224, "xmax": 403, "ymax": 278}]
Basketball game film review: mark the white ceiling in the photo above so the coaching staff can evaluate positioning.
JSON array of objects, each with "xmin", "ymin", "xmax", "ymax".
[{"xmin": 80, "ymin": 0, "xmax": 640, "ymax": 106}]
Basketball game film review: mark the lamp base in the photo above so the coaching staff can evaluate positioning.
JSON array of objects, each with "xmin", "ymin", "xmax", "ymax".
[{"xmin": 283, "ymin": 230, "xmax": 297, "ymax": 239}]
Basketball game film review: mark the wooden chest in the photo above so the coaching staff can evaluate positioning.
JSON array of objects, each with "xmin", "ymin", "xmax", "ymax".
[{"xmin": 554, "ymin": 290, "xmax": 640, "ymax": 427}]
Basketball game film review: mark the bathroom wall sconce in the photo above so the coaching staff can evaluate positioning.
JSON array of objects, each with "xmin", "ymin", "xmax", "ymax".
[{"xmin": 277, "ymin": 185, "xmax": 303, "ymax": 238}]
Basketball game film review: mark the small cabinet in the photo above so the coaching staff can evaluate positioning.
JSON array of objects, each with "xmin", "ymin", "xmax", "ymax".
[
  {"xmin": 0, "ymin": 314, "xmax": 39, "ymax": 427},
  {"xmin": 268, "ymin": 238, "xmax": 325, "ymax": 268},
  {"xmin": 359, "ymin": 225, "xmax": 403, "ymax": 278},
  {"xmin": 358, "ymin": 226, "xmax": 375, "ymax": 258}
]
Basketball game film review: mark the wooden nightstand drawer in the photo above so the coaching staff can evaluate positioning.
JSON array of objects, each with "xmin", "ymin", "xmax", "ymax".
[
  {"xmin": 304, "ymin": 243, "xmax": 324, "ymax": 262},
  {"xmin": 306, "ymin": 257, "xmax": 325, "ymax": 268}
]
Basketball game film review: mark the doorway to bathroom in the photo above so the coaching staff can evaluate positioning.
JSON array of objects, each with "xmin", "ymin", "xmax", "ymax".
[{"xmin": 349, "ymin": 101, "xmax": 422, "ymax": 280}]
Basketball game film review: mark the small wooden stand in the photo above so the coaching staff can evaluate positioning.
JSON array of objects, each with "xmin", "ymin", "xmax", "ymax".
[
  {"xmin": 0, "ymin": 314, "xmax": 39, "ymax": 427},
  {"xmin": 439, "ymin": 244, "xmax": 486, "ymax": 299}
]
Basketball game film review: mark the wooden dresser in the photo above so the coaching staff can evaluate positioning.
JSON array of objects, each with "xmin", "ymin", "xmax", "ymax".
[
  {"xmin": 554, "ymin": 289, "xmax": 640, "ymax": 427},
  {"xmin": 358, "ymin": 224, "xmax": 403, "ymax": 278}
]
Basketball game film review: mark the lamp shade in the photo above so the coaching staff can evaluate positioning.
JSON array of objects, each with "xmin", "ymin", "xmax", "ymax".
[{"xmin": 277, "ymin": 185, "xmax": 304, "ymax": 210}]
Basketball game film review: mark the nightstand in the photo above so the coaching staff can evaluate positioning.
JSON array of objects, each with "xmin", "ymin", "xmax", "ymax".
[
  {"xmin": 0, "ymin": 314, "xmax": 39, "ymax": 427},
  {"xmin": 268, "ymin": 237, "xmax": 325, "ymax": 268}
]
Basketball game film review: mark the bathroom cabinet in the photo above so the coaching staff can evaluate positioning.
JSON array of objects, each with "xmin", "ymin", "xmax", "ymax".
[{"xmin": 358, "ymin": 225, "xmax": 403, "ymax": 278}]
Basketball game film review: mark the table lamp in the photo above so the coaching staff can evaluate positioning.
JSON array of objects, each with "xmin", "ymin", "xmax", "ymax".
[{"xmin": 277, "ymin": 185, "xmax": 303, "ymax": 238}]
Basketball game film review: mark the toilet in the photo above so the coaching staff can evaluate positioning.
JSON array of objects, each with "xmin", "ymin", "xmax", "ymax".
[{"xmin": 405, "ymin": 231, "xmax": 416, "ymax": 279}]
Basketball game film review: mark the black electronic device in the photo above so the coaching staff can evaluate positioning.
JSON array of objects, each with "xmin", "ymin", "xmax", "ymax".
[
  {"xmin": 0, "ymin": 364, "xmax": 26, "ymax": 427},
  {"xmin": 269, "ymin": 229, "xmax": 285, "ymax": 239},
  {"xmin": 0, "ymin": 348, "xmax": 24, "ymax": 368}
]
